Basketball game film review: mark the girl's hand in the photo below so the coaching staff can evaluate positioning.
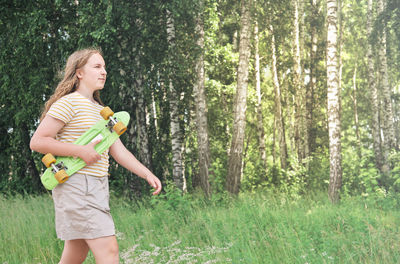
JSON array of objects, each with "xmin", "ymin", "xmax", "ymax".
[
  {"xmin": 109, "ymin": 139, "xmax": 162, "ymax": 195},
  {"xmin": 146, "ymin": 174, "xmax": 162, "ymax": 195},
  {"xmin": 78, "ymin": 138, "xmax": 102, "ymax": 165}
]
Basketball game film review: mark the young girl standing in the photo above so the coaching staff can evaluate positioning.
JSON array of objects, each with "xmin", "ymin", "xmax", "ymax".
[{"xmin": 30, "ymin": 48, "xmax": 162, "ymax": 264}]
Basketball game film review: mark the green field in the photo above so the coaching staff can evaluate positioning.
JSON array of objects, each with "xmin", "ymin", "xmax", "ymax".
[{"xmin": 1, "ymin": 191, "xmax": 400, "ymax": 263}]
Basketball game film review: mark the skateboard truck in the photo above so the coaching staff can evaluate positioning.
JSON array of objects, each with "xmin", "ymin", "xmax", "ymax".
[
  {"xmin": 106, "ymin": 116, "xmax": 120, "ymax": 132},
  {"xmin": 42, "ymin": 153, "xmax": 69, "ymax": 184},
  {"xmin": 51, "ymin": 161, "xmax": 68, "ymax": 173},
  {"xmin": 100, "ymin": 107, "xmax": 127, "ymax": 135}
]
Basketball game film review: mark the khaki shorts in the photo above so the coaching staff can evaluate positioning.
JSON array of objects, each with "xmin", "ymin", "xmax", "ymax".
[{"xmin": 52, "ymin": 173, "xmax": 115, "ymax": 240}]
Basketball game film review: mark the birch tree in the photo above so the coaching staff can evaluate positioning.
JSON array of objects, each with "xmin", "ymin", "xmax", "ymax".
[
  {"xmin": 351, "ymin": 66, "xmax": 362, "ymax": 158},
  {"xmin": 135, "ymin": 69, "xmax": 152, "ymax": 171},
  {"xmin": 254, "ymin": 20, "xmax": 267, "ymax": 174},
  {"xmin": 378, "ymin": 0, "xmax": 396, "ymax": 170},
  {"xmin": 307, "ymin": 0, "xmax": 320, "ymax": 155},
  {"xmin": 270, "ymin": 24, "xmax": 288, "ymax": 170},
  {"xmin": 226, "ymin": 0, "xmax": 252, "ymax": 194},
  {"xmin": 327, "ymin": 0, "xmax": 342, "ymax": 203},
  {"xmin": 293, "ymin": 0, "xmax": 306, "ymax": 162},
  {"xmin": 193, "ymin": 0, "xmax": 211, "ymax": 196},
  {"xmin": 167, "ymin": 9, "xmax": 186, "ymax": 192},
  {"xmin": 367, "ymin": 0, "xmax": 383, "ymax": 171}
]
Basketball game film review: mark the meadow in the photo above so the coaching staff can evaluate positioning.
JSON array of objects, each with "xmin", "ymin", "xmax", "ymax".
[{"xmin": 1, "ymin": 190, "xmax": 400, "ymax": 264}]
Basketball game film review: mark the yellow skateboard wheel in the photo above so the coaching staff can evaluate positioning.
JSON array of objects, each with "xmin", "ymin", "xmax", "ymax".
[
  {"xmin": 113, "ymin": 121, "xmax": 127, "ymax": 135},
  {"xmin": 100, "ymin": 106, "xmax": 114, "ymax": 120},
  {"xmin": 55, "ymin": 170, "xmax": 69, "ymax": 183},
  {"xmin": 42, "ymin": 153, "xmax": 56, "ymax": 168}
]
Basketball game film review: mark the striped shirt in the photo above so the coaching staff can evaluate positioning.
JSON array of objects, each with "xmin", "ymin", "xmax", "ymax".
[{"xmin": 47, "ymin": 92, "xmax": 109, "ymax": 177}]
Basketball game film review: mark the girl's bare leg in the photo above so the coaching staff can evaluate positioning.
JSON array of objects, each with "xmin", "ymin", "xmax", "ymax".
[
  {"xmin": 85, "ymin": 235, "xmax": 119, "ymax": 264},
  {"xmin": 59, "ymin": 239, "xmax": 90, "ymax": 264}
]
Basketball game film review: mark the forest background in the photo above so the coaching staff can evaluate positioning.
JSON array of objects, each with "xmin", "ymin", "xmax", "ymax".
[{"xmin": 1, "ymin": 0, "xmax": 400, "ymax": 203}]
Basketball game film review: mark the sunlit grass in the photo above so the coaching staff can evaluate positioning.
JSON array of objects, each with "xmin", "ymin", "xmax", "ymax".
[{"xmin": 1, "ymin": 191, "xmax": 400, "ymax": 263}]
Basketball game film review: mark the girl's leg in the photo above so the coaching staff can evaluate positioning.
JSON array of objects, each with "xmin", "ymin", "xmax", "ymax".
[
  {"xmin": 85, "ymin": 235, "xmax": 119, "ymax": 264},
  {"xmin": 59, "ymin": 239, "xmax": 90, "ymax": 264}
]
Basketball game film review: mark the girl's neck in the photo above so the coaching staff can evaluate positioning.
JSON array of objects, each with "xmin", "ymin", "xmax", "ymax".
[{"xmin": 76, "ymin": 88, "xmax": 95, "ymax": 103}]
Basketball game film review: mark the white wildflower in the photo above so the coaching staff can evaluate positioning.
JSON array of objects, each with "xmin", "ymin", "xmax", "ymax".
[{"xmin": 115, "ymin": 231, "xmax": 126, "ymax": 240}]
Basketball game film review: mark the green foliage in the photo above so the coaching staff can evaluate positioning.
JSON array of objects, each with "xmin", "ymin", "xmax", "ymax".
[
  {"xmin": 150, "ymin": 180, "xmax": 191, "ymax": 214},
  {"xmin": 342, "ymin": 147, "xmax": 381, "ymax": 196},
  {"xmin": 209, "ymin": 157, "xmax": 228, "ymax": 194},
  {"xmin": 1, "ymin": 0, "xmax": 400, "ymax": 198},
  {"xmin": 280, "ymin": 156, "xmax": 309, "ymax": 199},
  {"xmin": 0, "ymin": 1, "xmax": 76, "ymax": 194},
  {"xmin": 388, "ymin": 151, "xmax": 400, "ymax": 192}
]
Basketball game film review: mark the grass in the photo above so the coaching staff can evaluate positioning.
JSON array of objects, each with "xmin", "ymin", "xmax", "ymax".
[{"xmin": 1, "ymin": 190, "xmax": 400, "ymax": 263}]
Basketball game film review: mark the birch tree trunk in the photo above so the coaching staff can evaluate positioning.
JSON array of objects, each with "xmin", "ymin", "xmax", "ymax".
[
  {"xmin": 193, "ymin": 0, "xmax": 211, "ymax": 196},
  {"xmin": 273, "ymin": 114, "xmax": 277, "ymax": 167},
  {"xmin": 254, "ymin": 20, "xmax": 267, "ymax": 173},
  {"xmin": 308, "ymin": 0, "xmax": 319, "ymax": 155},
  {"xmin": 293, "ymin": 0, "xmax": 306, "ymax": 162},
  {"xmin": 270, "ymin": 24, "xmax": 288, "ymax": 170},
  {"xmin": 116, "ymin": 35, "xmax": 144, "ymax": 197},
  {"xmin": 352, "ymin": 66, "xmax": 362, "ymax": 158},
  {"xmin": 134, "ymin": 55, "xmax": 152, "ymax": 171},
  {"xmin": 338, "ymin": 0, "xmax": 343, "ymax": 99},
  {"xmin": 167, "ymin": 9, "xmax": 186, "ymax": 192},
  {"xmin": 378, "ymin": 0, "xmax": 396, "ymax": 168},
  {"xmin": 151, "ymin": 90, "xmax": 158, "ymax": 136},
  {"xmin": 327, "ymin": 0, "xmax": 342, "ymax": 203},
  {"xmin": 135, "ymin": 91, "xmax": 152, "ymax": 169},
  {"xmin": 226, "ymin": 0, "xmax": 252, "ymax": 195},
  {"xmin": 159, "ymin": 78, "xmax": 171, "ymax": 182},
  {"xmin": 367, "ymin": 0, "xmax": 383, "ymax": 170}
]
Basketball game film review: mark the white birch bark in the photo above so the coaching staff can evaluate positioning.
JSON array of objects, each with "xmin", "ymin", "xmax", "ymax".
[
  {"xmin": 367, "ymin": 0, "xmax": 383, "ymax": 170},
  {"xmin": 270, "ymin": 24, "xmax": 288, "ymax": 170},
  {"xmin": 307, "ymin": 0, "xmax": 319, "ymax": 156},
  {"xmin": 254, "ymin": 20, "xmax": 267, "ymax": 173},
  {"xmin": 132, "ymin": 48, "xmax": 152, "ymax": 171},
  {"xmin": 226, "ymin": 0, "xmax": 252, "ymax": 194},
  {"xmin": 193, "ymin": 0, "xmax": 211, "ymax": 196},
  {"xmin": 167, "ymin": 9, "xmax": 186, "ymax": 191},
  {"xmin": 293, "ymin": 0, "xmax": 306, "ymax": 162},
  {"xmin": 352, "ymin": 66, "xmax": 361, "ymax": 158},
  {"xmin": 327, "ymin": 0, "xmax": 342, "ymax": 203},
  {"xmin": 378, "ymin": 0, "xmax": 396, "ymax": 167}
]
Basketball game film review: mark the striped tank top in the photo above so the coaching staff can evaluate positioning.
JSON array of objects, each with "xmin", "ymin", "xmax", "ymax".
[{"xmin": 47, "ymin": 92, "xmax": 109, "ymax": 177}]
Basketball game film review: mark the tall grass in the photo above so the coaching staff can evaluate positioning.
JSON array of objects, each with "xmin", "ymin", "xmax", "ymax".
[{"xmin": 1, "ymin": 191, "xmax": 400, "ymax": 263}]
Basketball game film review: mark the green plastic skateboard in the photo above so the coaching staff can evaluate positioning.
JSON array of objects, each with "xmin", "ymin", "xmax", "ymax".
[{"xmin": 40, "ymin": 107, "xmax": 130, "ymax": 190}]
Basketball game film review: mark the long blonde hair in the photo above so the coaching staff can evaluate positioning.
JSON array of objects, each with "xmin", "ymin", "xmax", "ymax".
[{"xmin": 40, "ymin": 48, "xmax": 104, "ymax": 121}]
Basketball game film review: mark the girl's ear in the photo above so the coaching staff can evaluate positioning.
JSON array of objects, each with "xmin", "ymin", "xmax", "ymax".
[{"xmin": 76, "ymin": 69, "xmax": 83, "ymax": 79}]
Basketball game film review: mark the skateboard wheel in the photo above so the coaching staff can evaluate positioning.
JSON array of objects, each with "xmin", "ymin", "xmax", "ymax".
[
  {"xmin": 100, "ymin": 106, "xmax": 114, "ymax": 120},
  {"xmin": 42, "ymin": 153, "xmax": 56, "ymax": 168},
  {"xmin": 55, "ymin": 170, "xmax": 69, "ymax": 183},
  {"xmin": 113, "ymin": 121, "xmax": 127, "ymax": 135}
]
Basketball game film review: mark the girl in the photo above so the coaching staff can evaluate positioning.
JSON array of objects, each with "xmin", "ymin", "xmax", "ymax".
[{"xmin": 30, "ymin": 48, "xmax": 162, "ymax": 264}]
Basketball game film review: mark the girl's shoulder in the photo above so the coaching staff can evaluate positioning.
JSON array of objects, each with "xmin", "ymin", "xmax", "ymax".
[
  {"xmin": 57, "ymin": 92, "xmax": 92, "ymax": 106},
  {"xmin": 58, "ymin": 92, "xmax": 103, "ymax": 112},
  {"xmin": 60, "ymin": 92, "xmax": 81, "ymax": 101},
  {"xmin": 51, "ymin": 92, "xmax": 86, "ymax": 113},
  {"xmin": 54, "ymin": 92, "xmax": 79, "ymax": 104}
]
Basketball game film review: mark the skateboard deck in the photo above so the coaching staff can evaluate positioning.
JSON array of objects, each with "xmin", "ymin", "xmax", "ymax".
[{"xmin": 40, "ymin": 108, "xmax": 130, "ymax": 190}]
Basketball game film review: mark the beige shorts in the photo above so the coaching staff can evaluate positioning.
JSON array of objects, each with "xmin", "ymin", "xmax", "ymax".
[{"xmin": 52, "ymin": 173, "xmax": 115, "ymax": 241}]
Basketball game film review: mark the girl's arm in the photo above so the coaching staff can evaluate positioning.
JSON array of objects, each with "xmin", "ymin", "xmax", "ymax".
[
  {"xmin": 109, "ymin": 139, "xmax": 162, "ymax": 195},
  {"xmin": 30, "ymin": 115, "xmax": 102, "ymax": 165}
]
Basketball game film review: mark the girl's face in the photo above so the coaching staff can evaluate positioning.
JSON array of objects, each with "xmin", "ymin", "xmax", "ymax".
[{"xmin": 76, "ymin": 53, "xmax": 107, "ymax": 92}]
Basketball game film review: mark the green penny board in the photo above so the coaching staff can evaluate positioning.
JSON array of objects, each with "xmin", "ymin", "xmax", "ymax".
[{"xmin": 40, "ymin": 111, "xmax": 130, "ymax": 190}]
